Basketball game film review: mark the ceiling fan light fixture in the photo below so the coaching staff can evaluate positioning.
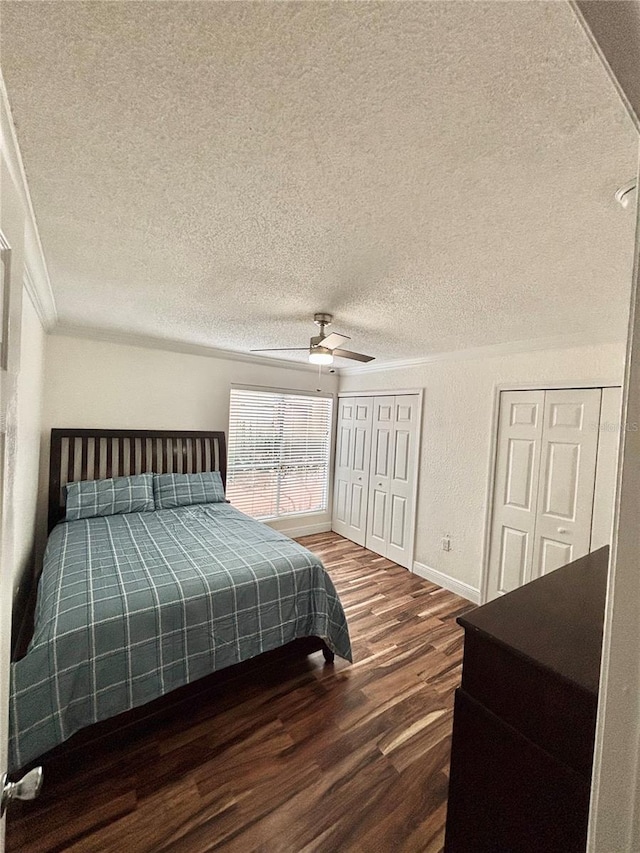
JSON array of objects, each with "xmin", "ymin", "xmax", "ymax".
[
  {"xmin": 251, "ymin": 313, "xmax": 373, "ymax": 363},
  {"xmin": 309, "ymin": 346, "xmax": 333, "ymax": 365}
]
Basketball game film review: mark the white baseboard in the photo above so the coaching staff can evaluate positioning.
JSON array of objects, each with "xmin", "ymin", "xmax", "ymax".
[
  {"xmin": 412, "ymin": 561, "xmax": 481, "ymax": 604},
  {"xmin": 267, "ymin": 520, "xmax": 333, "ymax": 538}
]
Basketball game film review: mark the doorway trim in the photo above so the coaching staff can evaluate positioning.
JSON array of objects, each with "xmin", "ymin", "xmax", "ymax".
[{"xmin": 337, "ymin": 388, "xmax": 424, "ymax": 398}]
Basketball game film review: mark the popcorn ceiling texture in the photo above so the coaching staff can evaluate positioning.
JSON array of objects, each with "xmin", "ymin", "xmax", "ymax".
[{"xmin": 0, "ymin": 1, "xmax": 637, "ymax": 363}]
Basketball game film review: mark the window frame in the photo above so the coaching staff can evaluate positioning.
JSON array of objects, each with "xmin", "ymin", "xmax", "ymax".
[{"xmin": 227, "ymin": 384, "xmax": 335, "ymax": 522}]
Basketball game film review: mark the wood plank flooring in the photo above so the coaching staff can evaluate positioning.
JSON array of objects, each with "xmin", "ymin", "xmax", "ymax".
[{"xmin": 6, "ymin": 533, "xmax": 475, "ymax": 853}]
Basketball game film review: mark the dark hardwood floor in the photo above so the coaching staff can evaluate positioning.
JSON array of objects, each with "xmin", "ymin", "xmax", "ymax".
[{"xmin": 7, "ymin": 533, "xmax": 475, "ymax": 853}]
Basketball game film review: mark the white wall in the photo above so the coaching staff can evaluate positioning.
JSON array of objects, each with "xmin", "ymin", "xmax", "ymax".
[
  {"xmin": 0, "ymin": 86, "xmax": 50, "ymax": 842},
  {"xmin": 41, "ymin": 333, "xmax": 339, "ymax": 538},
  {"xmin": 12, "ymin": 292, "xmax": 45, "ymax": 601},
  {"xmin": 338, "ymin": 341, "xmax": 626, "ymax": 599}
]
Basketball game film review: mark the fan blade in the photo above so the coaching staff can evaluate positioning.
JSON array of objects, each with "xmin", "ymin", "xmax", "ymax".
[
  {"xmin": 321, "ymin": 332, "xmax": 350, "ymax": 350},
  {"xmin": 332, "ymin": 348, "xmax": 375, "ymax": 363},
  {"xmin": 250, "ymin": 348, "xmax": 309, "ymax": 352}
]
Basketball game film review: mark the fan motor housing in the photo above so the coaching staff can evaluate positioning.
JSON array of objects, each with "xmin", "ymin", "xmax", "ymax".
[{"xmin": 313, "ymin": 312, "xmax": 333, "ymax": 328}]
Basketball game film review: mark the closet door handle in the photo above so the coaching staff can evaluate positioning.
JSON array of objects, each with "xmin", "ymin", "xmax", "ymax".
[{"xmin": 557, "ymin": 527, "xmax": 568, "ymax": 534}]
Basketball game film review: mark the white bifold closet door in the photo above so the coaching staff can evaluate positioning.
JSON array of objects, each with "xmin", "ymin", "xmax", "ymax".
[
  {"xmin": 487, "ymin": 387, "xmax": 620, "ymax": 600},
  {"xmin": 332, "ymin": 394, "xmax": 419, "ymax": 568},
  {"xmin": 332, "ymin": 397, "xmax": 373, "ymax": 546}
]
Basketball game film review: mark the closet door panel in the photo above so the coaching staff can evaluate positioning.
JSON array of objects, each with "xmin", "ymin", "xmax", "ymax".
[
  {"xmin": 352, "ymin": 405, "xmax": 372, "ymax": 475},
  {"xmin": 337, "ymin": 423, "xmax": 351, "ymax": 468},
  {"xmin": 334, "ymin": 478, "xmax": 348, "ymax": 526},
  {"xmin": 393, "ymin": 430, "xmax": 410, "ymax": 482},
  {"xmin": 332, "ymin": 397, "xmax": 373, "ymax": 546},
  {"xmin": 538, "ymin": 539, "xmax": 573, "ymax": 576},
  {"xmin": 531, "ymin": 389, "xmax": 601, "ymax": 579},
  {"xmin": 369, "ymin": 488, "xmax": 388, "ymax": 541},
  {"xmin": 350, "ymin": 483, "xmax": 366, "ymax": 532},
  {"xmin": 497, "ymin": 528, "xmax": 529, "ymax": 594},
  {"xmin": 389, "ymin": 494, "xmax": 408, "ymax": 549},
  {"xmin": 386, "ymin": 395, "xmax": 420, "ymax": 569},
  {"xmin": 371, "ymin": 402, "xmax": 393, "ymax": 478},
  {"xmin": 376, "ymin": 400, "xmax": 394, "ymax": 426},
  {"xmin": 332, "ymin": 399, "xmax": 354, "ymax": 539},
  {"xmin": 373, "ymin": 428, "xmax": 391, "ymax": 479},
  {"xmin": 541, "ymin": 441, "xmax": 581, "ymax": 520},
  {"xmin": 504, "ymin": 438, "xmax": 538, "ymax": 511},
  {"xmin": 366, "ymin": 397, "xmax": 394, "ymax": 556},
  {"xmin": 486, "ymin": 391, "xmax": 545, "ymax": 601}
]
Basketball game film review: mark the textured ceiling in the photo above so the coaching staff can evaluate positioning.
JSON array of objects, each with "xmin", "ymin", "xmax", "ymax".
[{"xmin": 1, "ymin": 1, "xmax": 638, "ymax": 364}]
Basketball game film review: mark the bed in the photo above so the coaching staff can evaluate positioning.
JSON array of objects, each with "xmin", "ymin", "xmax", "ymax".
[{"xmin": 9, "ymin": 429, "xmax": 351, "ymax": 772}]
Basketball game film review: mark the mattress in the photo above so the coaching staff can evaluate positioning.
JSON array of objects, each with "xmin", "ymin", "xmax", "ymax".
[{"xmin": 9, "ymin": 502, "xmax": 351, "ymax": 770}]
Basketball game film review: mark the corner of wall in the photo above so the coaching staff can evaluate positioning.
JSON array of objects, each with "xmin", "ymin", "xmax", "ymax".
[{"xmin": 412, "ymin": 561, "xmax": 481, "ymax": 604}]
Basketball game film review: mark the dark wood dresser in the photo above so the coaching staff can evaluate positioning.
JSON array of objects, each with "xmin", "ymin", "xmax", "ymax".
[{"xmin": 444, "ymin": 546, "xmax": 609, "ymax": 853}]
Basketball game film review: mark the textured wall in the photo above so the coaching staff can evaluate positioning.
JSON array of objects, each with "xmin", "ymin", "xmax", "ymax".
[
  {"xmin": 339, "ymin": 341, "xmax": 626, "ymax": 593},
  {"xmin": 41, "ymin": 334, "xmax": 339, "ymax": 540}
]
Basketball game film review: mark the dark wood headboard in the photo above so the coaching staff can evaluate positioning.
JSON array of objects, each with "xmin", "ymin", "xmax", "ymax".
[{"xmin": 48, "ymin": 429, "xmax": 227, "ymax": 531}]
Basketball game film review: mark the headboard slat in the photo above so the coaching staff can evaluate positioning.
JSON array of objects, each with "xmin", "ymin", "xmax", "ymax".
[
  {"xmin": 66, "ymin": 439, "xmax": 75, "ymax": 485},
  {"xmin": 106, "ymin": 439, "xmax": 113, "ymax": 479},
  {"xmin": 80, "ymin": 437, "xmax": 88, "ymax": 480},
  {"xmin": 48, "ymin": 429, "xmax": 227, "ymax": 532}
]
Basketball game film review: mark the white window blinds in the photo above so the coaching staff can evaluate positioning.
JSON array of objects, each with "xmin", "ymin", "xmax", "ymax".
[{"xmin": 227, "ymin": 388, "xmax": 334, "ymax": 520}]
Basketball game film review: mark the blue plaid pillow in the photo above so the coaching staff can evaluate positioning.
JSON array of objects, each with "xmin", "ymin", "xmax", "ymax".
[
  {"xmin": 65, "ymin": 474, "xmax": 155, "ymax": 521},
  {"xmin": 153, "ymin": 471, "xmax": 225, "ymax": 509}
]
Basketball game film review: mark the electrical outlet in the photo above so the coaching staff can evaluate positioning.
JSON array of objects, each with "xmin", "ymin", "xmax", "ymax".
[{"xmin": 442, "ymin": 536, "xmax": 451, "ymax": 552}]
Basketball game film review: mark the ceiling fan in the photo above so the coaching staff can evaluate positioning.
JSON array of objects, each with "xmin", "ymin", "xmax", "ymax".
[{"xmin": 251, "ymin": 313, "xmax": 375, "ymax": 365}]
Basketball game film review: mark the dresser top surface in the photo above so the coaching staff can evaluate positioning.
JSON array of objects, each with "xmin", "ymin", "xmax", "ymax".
[{"xmin": 459, "ymin": 547, "xmax": 609, "ymax": 695}]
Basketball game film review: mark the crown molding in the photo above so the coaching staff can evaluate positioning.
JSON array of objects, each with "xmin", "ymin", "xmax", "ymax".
[
  {"xmin": 51, "ymin": 322, "xmax": 625, "ymax": 377},
  {"xmin": 337, "ymin": 330, "xmax": 626, "ymax": 376},
  {"xmin": 50, "ymin": 323, "xmax": 323, "ymax": 373},
  {"xmin": 0, "ymin": 71, "xmax": 57, "ymax": 329},
  {"xmin": 23, "ymin": 263, "xmax": 52, "ymax": 328}
]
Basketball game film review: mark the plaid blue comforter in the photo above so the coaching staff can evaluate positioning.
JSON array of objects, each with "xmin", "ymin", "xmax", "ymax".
[{"xmin": 9, "ymin": 504, "xmax": 351, "ymax": 771}]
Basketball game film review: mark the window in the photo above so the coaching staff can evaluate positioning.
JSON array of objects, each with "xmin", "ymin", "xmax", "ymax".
[{"xmin": 227, "ymin": 388, "xmax": 333, "ymax": 520}]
